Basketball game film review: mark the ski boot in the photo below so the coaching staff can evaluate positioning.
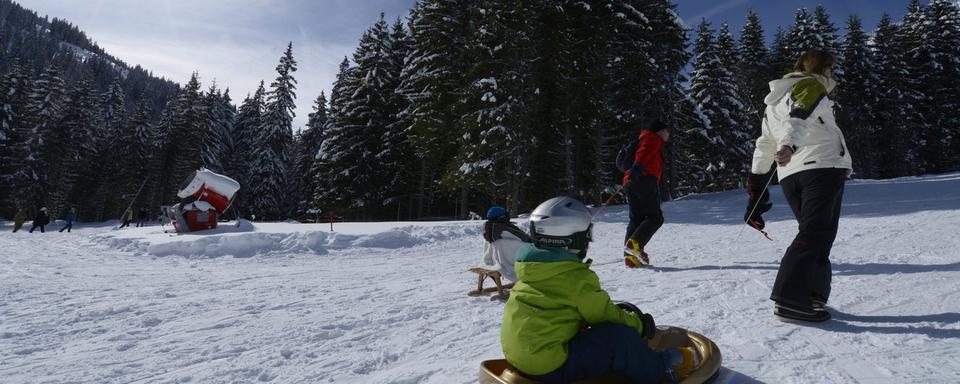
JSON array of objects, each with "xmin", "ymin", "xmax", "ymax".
[{"xmin": 623, "ymin": 238, "xmax": 650, "ymax": 268}]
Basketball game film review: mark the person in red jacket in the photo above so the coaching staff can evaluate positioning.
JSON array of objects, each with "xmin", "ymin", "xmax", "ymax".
[{"xmin": 623, "ymin": 120, "xmax": 669, "ymax": 268}]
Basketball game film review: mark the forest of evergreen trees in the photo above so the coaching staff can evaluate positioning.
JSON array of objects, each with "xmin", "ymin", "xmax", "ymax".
[{"xmin": 1, "ymin": 0, "xmax": 958, "ymax": 222}]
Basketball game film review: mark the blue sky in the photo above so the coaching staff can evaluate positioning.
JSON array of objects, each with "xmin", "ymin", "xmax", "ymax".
[{"xmin": 21, "ymin": 0, "xmax": 920, "ymax": 129}]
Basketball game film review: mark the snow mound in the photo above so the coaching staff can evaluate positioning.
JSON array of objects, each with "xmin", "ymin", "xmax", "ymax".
[{"xmin": 92, "ymin": 221, "xmax": 481, "ymax": 258}]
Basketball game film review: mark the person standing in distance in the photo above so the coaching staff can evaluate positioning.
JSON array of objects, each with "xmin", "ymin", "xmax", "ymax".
[
  {"xmin": 623, "ymin": 120, "xmax": 669, "ymax": 268},
  {"xmin": 746, "ymin": 49, "xmax": 852, "ymax": 323}
]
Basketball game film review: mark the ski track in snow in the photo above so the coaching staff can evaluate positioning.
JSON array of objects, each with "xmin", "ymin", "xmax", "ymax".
[{"xmin": 1, "ymin": 174, "xmax": 959, "ymax": 383}]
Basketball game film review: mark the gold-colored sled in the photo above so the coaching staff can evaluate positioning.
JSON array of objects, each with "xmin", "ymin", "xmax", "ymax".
[{"xmin": 479, "ymin": 326, "xmax": 722, "ymax": 384}]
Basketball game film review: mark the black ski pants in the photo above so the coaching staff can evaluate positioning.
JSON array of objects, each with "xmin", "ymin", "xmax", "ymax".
[
  {"xmin": 771, "ymin": 168, "xmax": 846, "ymax": 308},
  {"xmin": 624, "ymin": 175, "xmax": 664, "ymax": 247}
]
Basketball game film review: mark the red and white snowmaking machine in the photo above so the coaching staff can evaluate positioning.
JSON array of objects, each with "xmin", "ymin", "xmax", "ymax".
[{"xmin": 164, "ymin": 168, "xmax": 240, "ymax": 234}]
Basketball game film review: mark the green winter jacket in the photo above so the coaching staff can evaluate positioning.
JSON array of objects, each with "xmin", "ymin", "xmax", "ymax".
[{"xmin": 500, "ymin": 244, "xmax": 646, "ymax": 376}]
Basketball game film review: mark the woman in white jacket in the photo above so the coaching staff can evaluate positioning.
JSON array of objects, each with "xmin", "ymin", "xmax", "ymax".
[{"xmin": 745, "ymin": 49, "xmax": 853, "ymax": 323}]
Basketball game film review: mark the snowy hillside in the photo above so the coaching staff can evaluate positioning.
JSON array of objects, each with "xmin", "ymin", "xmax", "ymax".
[{"xmin": 2, "ymin": 174, "xmax": 959, "ymax": 383}]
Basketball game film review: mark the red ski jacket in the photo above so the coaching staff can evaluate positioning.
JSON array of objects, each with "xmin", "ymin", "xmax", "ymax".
[{"xmin": 623, "ymin": 130, "xmax": 665, "ymax": 184}]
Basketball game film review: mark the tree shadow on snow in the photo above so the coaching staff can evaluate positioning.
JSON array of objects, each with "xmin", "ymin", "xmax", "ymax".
[{"xmin": 800, "ymin": 311, "xmax": 960, "ymax": 339}]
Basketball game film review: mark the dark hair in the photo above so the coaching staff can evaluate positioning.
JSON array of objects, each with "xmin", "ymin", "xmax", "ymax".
[
  {"xmin": 644, "ymin": 120, "xmax": 668, "ymax": 132},
  {"xmin": 793, "ymin": 49, "xmax": 836, "ymax": 76}
]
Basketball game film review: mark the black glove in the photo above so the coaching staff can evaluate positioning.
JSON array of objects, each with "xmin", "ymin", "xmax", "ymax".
[
  {"xmin": 745, "ymin": 172, "xmax": 772, "ymax": 230},
  {"xmin": 639, "ymin": 312, "xmax": 656, "ymax": 340}
]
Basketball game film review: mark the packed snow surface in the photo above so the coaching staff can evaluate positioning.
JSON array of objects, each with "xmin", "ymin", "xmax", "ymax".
[{"xmin": 2, "ymin": 174, "xmax": 959, "ymax": 383}]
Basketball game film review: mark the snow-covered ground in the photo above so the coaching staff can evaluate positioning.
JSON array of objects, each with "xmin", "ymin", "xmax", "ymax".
[{"xmin": 2, "ymin": 173, "xmax": 959, "ymax": 384}]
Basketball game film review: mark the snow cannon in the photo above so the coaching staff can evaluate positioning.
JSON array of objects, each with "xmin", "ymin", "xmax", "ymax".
[
  {"xmin": 177, "ymin": 168, "xmax": 240, "ymax": 213},
  {"xmin": 479, "ymin": 326, "xmax": 722, "ymax": 384},
  {"xmin": 166, "ymin": 169, "xmax": 240, "ymax": 234}
]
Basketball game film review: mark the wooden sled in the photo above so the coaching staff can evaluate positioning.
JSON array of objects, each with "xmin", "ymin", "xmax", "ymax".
[
  {"xmin": 468, "ymin": 268, "xmax": 515, "ymax": 298},
  {"xmin": 479, "ymin": 326, "xmax": 722, "ymax": 384}
]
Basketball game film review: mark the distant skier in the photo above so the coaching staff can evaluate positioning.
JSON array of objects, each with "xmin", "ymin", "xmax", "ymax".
[
  {"xmin": 622, "ymin": 120, "xmax": 670, "ymax": 268},
  {"xmin": 13, "ymin": 208, "xmax": 27, "ymax": 232},
  {"xmin": 59, "ymin": 208, "xmax": 77, "ymax": 233},
  {"xmin": 136, "ymin": 207, "xmax": 147, "ymax": 227},
  {"xmin": 29, "ymin": 207, "xmax": 50, "ymax": 233},
  {"xmin": 480, "ymin": 206, "xmax": 531, "ymax": 284},
  {"xmin": 746, "ymin": 49, "xmax": 852, "ymax": 323},
  {"xmin": 118, "ymin": 208, "xmax": 134, "ymax": 229},
  {"xmin": 501, "ymin": 196, "xmax": 695, "ymax": 382}
]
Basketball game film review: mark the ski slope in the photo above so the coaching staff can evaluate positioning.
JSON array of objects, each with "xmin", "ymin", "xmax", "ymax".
[{"xmin": 2, "ymin": 173, "xmax": 959, "ymax": 383}]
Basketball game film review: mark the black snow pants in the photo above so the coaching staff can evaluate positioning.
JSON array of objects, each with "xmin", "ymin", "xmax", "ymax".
[
  {"xmin": 770, "ymin": 168, "xmax": 846, "ymax": 308},
  {"xmin": 624, "ymin": 175, "xmax": 664, "ymax": 247}
]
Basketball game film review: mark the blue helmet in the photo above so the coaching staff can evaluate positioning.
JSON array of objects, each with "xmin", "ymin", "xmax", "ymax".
[{"xmin": 486, "ymin": 206, "xmax": 509, "ymax": 221}]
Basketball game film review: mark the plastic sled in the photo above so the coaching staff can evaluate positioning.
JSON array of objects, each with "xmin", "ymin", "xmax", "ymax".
[{"xmin": 479, "ymin": 326, "xmax": 722, "ymax": 384}]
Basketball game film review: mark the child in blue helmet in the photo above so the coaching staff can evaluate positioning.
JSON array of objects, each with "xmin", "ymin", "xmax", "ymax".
[{"xmin": 481, "ymin": 206, "xmax": 531, "ymax": 284}]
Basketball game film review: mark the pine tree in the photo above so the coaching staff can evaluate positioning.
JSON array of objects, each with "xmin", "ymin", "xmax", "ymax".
[
  {"xmin": 226, "ymin": 81, "xmax": 265, "ymax": 216},
  {"xmin": 814, "ymin": 5, "xmax": 841, "ymax": 55},
  {"xmin": 381, "ymin": 17, "xmax": 415, "ymax": 218},
  {"xmin": 871, "ymin": 14, "xmax": 914, "ymax": 178},
  {"xmin": 786, "ymin": 8, "xmax": 819, "ymax": 61},
  {"xmin": 315, "ymin": 59, "xmax": 356, "ymax": 212},
  {"xmin": 163, "ymin": 73, "xmax": 204, "ymax": 205},
  {"xmin": 769, "ymin": 27, "xmax": 793, "ymax": 75},
  {"xmin": 900, "ymin": 0, "xmax": 938, "ymax": 174},
  {"xmin": 715, "ymin": 22, "xmax": 738, "ymax": 70},
  {"xmin": 250, "ymin": 42, "xmax": 297, "ymax": 220},
  {"xmin": 835, "ymin": 16, "xmax": 878, "ymax": 178},
  {"xmin": 21, "ymin": 63, "xmax": 67, "ymax": 210},
  {"xmin": 926, "ymin": 0, "xmax": 960, "ymax": 170},
  {"xmin": 201, "ymin": 85, "xmax": 234, "ymax": 172},
  {"xmin": 737, "ymin": 9, "xmax": 770, "ymax": 123},
  {"xmin": 0, "ymin": 61, "xmax": 32, "ymax": 213},
  {"xmin": 688, "ymin": 19, "xmax": 752, "ymax": 191},
  {"xmin": 297, "ymin": 92, "xmax": 326, "ymax": 215},
  {"xmin": 399, "ymin": 0, "xmax": 472, "ymax": 217}
]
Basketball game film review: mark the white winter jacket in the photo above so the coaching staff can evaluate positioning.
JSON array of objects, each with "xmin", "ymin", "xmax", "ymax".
[
  {"xmin": 481, "ymin": 231, "xmax": 526, "ymax": 283},
  {"xmin": 752, "ymin": 73, "xmax": 853, "ymax": 180}
]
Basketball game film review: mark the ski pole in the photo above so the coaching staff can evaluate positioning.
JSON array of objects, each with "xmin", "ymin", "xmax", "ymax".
[{"xmin": 591, "ymin": 181, "xmax": 628, "ymax": 220}]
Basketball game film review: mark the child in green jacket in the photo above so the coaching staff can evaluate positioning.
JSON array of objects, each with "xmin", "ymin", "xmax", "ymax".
[{"xmin": 501, "ymin": 197, "xmax": 693, "ymax": 383}]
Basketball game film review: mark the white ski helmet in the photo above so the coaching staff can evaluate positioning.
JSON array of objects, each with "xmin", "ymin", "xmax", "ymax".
[{"xmin": 529, "ymin": 196, "xmax": 593, "ymax": 258}]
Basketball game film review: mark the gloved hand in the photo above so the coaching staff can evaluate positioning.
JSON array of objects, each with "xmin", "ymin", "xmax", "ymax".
[
  {"xmin": 628, "ymin": 163, "xmax": 646, "ymax": 182},
  {"xmin": 744, "ymin": 172, "xmax": 772, "ymax": 230},
  {"xmin": 639, "ymin": 312, "xmax": 656, "ymax": 340}
]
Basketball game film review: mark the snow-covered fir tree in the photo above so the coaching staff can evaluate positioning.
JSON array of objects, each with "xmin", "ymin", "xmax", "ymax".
[
  {"xmin": 926, "ymin": 0, "xmax": 960, "ymax": 170},
  {"xmin": 814, "ymin": 5, "xmax": 841, "ymax": 55},
  {"xmin": 314, "ymin": 59, "xmax": 355, "ymax": 212},
  {"xmin": 225, "ymin": 81, "xmax": 265, "ymax": 217},
  {"xmin": 22, "ymin": 63, "xmax": 67, "ymax": 210},
  {"xmin": 296, "ymin": 92, "xmax": 326, "ymax": 216},
  {"xmin": 835, "ymin": 16, "xmax": 878, "ymax": 178},
  {"xmin": 870, "ymin": 14, "xmax": 915, "ymax": 178},
  {"xmin": 201, "ymin": 86, "xmax": 235, "ymax": 173},
  {"xmin": 715, "ymin": 22, "xmax": 738, "ymax": 70},
  {"xmin": 249, "ymin": 43, "xmax": 297, "ymax": 220},
  {"xmin": 786, "ymin": 8, "xmax": 820, "ymax": 60},
  {"xmin": 737, "ymin": 9, "xmax": 770, "ymax": 123},
  {"xmin": 398, "ymin": 0, "xmax": 472, "ymax": 218},
  {"xmin": 0, "ymin": 61, "xmax": 32, "ymax": 210},
  {"xmin": 768, "ymin": 27, "xmax": 793, "ymax": 75},
  {"xmin": 60, "ymin": 74, "xmax": 106, "ymax": 219},
  {"xmin": 688, "ymin": 19, "xmax": 753, "ymax": 191},
  {"xmin": 899, "ymin": 0, "xmax": 938, "ymax": 174}
]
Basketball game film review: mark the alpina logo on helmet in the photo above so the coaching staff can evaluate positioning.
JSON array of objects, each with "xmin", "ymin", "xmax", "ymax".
[{"xmin": 538, "ymin": 236, "xmax": 572, "ymax": 247}]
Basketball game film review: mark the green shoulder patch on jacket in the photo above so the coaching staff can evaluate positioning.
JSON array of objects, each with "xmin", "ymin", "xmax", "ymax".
[{"xmin": 789, "ymin": 78, "xmax": 827, "ymax": 119}]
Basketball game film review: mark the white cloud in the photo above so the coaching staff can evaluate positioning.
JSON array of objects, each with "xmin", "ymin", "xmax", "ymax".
[{"xmin": 21, "ymin": 0, "xmax": 413, "ymax": 129}]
